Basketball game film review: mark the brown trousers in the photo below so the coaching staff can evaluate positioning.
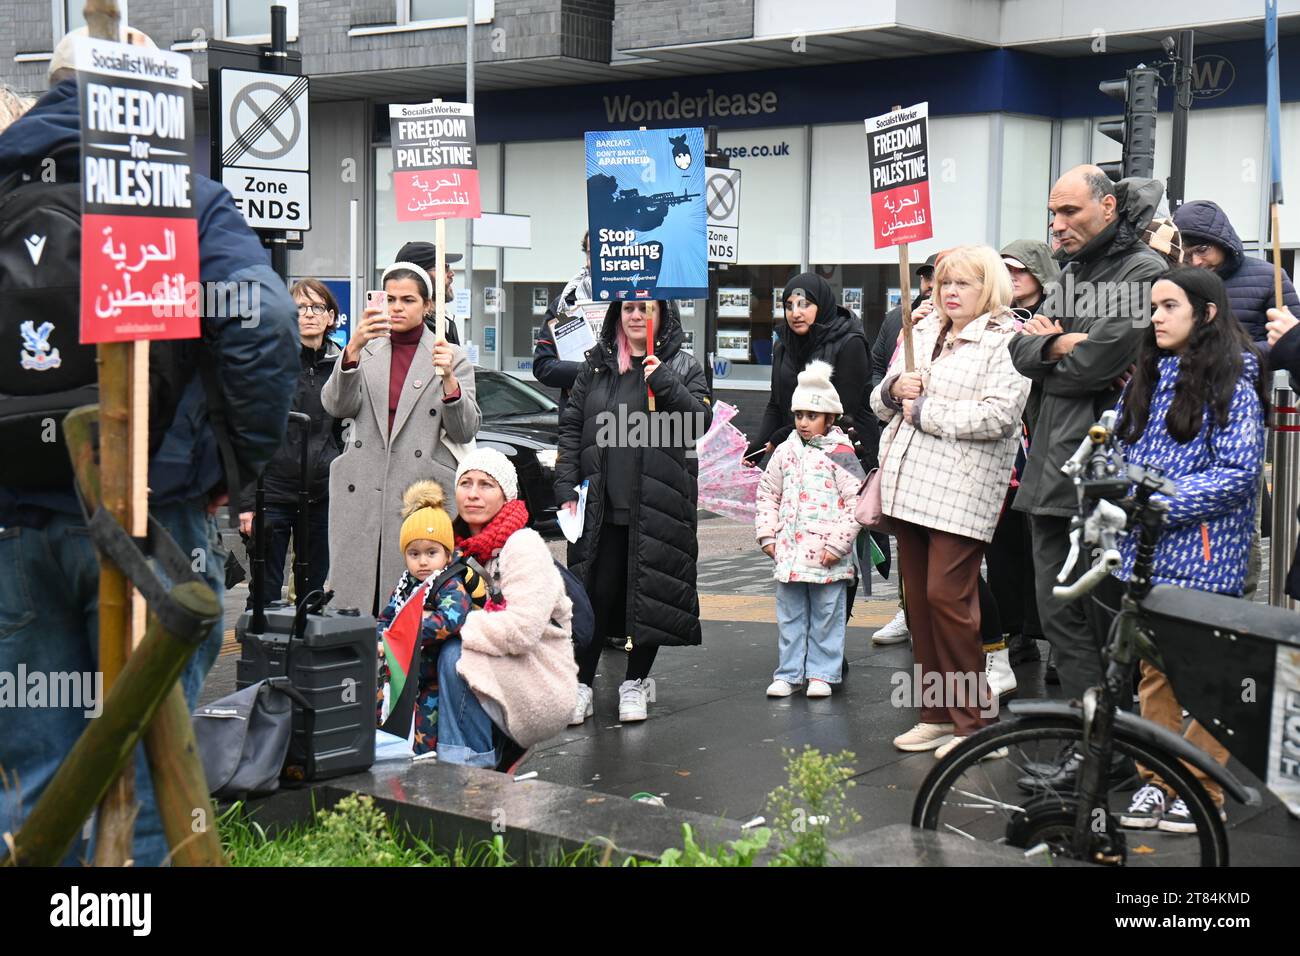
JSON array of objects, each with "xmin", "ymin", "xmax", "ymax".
[
  {"xmin": 1137, "ymin": 661, "xmax": 1230, "ymax": 807},
  {"xmin": 893, "ymin": 519, "xmax": 994, "ymax": 736}
]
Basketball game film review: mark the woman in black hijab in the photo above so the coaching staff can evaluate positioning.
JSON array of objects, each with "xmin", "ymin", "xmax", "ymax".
[{"xmin": 749, "ymin": 273, "xmax": 875, "ymax": 467}]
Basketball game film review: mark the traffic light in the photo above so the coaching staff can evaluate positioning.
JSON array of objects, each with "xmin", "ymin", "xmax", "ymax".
[{"xmin": 1098, "ymin": 66, "xmax": 1160, "ymax": 181}]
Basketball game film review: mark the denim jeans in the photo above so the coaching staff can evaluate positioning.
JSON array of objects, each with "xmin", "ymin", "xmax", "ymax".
[
  {"xmin": 0, "ymin": 502, "xmax": 227, "ymax": 866},
  {"xmin": 435, "ymin": 638, "xmax": 499, "ymax": 768},
  {"xmin": 244, "ymin": 500, "xmax": 330, "ymax": 607},
  {"xmin": 774, "ymin": 580, "xmax": 847, "ymax": 685}
]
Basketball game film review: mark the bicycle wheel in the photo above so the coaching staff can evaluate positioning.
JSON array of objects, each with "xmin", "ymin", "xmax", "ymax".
[{"xmin": 911, "ymin": 717, "xmax": 1229, "ymax": 867}]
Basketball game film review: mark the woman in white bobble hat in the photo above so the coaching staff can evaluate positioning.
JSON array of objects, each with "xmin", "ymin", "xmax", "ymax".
[
  {"xmin": 755, "ymin": 361, "xmax": 865, "ymax": 699},
  {"xmin": 435, "ymin": 448, "xmax": 578, "ymax": 770}
]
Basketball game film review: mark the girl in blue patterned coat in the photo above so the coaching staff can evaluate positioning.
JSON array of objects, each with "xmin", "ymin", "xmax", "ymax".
[{"xmin": 1109, "ymin": 267, "xmax": 1267, "ymax": 834}]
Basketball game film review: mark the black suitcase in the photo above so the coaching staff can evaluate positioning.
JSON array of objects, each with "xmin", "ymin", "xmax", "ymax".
[{"xmin": 235, "ymin": 412, "xmax": 376, "ymax": 783}]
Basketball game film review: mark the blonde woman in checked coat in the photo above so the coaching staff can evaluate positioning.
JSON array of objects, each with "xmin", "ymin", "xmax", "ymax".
[{"xmin": 869, "ymin": 245, "xmax": 1031, "ymax": 758}]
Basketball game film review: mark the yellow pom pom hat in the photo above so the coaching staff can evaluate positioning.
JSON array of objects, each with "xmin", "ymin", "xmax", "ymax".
[{"xmin": 398, "ymin": 479, "xmax": 454, "ymax": 555}]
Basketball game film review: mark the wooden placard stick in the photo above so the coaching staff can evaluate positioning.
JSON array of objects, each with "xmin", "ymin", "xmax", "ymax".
[
  {"xmin": 432, "ymin": 97, "xmax": 447, "ymax": 377},
  {"xmin": 1273, "ymin": 202, "xmax": 1284, "ymax": 308},
  {"xmin": 889, "ymin": 104, "xmax": 916, "ymax": 373},
  {"xmin": 92, "ymin": 340, "xmax": 135, "ymax": 866},
  {"xmin": 647, "ymin": 303, "xmax": 656, "ymax": 411},
  {"xmin": 898, "ymin": 243, "xmax": 916, "ymax": 372}
]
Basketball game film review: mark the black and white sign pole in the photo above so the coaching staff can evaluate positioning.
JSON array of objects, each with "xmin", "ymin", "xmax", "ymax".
[
  {"xmin": 266, "ymin": 4, "xmax": 290, "ymax": 281},
  {"xmin": 704, "ymin": 125, "xmax": 727, "ymax": 394}
]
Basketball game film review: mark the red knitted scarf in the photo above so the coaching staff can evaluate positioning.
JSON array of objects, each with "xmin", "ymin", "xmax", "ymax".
[{"xmin": 455, "ymin": 498, "xmax": 530, "ymax": 566}]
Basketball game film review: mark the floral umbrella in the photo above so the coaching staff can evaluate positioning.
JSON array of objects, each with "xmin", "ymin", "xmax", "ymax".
[{"xmin": 694, "ymin": 400, "xmax": 761, "ymax": 523}]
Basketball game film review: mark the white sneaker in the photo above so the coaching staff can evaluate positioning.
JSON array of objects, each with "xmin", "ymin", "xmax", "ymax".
[
  {"xmin": 1119, "ymin": 784, "xmax": 1166, "ymax": 829},
  {"xmin": 873, "ymin": 608, "xmax": 910, "ymax": 645},
  {"xmin": 806, "ymin": 679, "xmax": 832, "ymax": 698},
  {"xmin": 618, "ymin": 678, "xmax": 656, "ymax": 722},
  {"xmin": 569, "ymin": 683, "xmax": 594, "ymax": 726},
  {"xmin": 985, "ymin": 647, "xmax": 1017, "ymax": 698},
  {"xmin": 893, "ymin": 721, "xmax": 955, "ymax": 752},
  {"xmin": 933, "ymin": 736, "xmax": 1008, "ymax": 761},
  {"xmin": 766, "ymin": 679, "xmax": 798, "ymax": 697}
]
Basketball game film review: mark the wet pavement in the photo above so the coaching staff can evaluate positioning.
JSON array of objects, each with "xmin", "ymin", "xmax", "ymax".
[{"xmin": 202, "ymin": 531, "xmax": 1300, "ymax": 865}]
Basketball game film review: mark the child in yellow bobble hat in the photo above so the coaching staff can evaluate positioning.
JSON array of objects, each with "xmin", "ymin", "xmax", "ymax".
[{"xmin": 375, "ymin": 480, "xmax": 477, "ymax": 754}]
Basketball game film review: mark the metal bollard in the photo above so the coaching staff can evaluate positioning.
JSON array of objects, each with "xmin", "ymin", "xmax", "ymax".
[{"xmin": 1270, "ymin": 371, "xmax": 1299, "ymax": 611}]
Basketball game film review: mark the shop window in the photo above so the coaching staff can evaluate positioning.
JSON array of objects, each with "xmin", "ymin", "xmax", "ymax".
[
  {"xmin": 221, "ymin": 0, "xmax": 298, "ymax": 42},
  {"xmin": 410, "ymin": 0, "xmax": 465, "ymax": 20}
]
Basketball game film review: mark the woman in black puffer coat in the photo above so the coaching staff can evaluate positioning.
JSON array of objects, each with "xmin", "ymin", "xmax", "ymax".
[
  {"xmin": 555, "ymin": 299, "xmax": 711, "ymax": 726},
  {"xmin": 749, "ymin": 273, "xmax": 878, "ymax": 470}
]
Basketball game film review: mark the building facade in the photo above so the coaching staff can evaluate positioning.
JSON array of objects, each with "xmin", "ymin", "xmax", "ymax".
[{"xmin": 5, "ymin": 0, "xmax": 1300, "ymax": 419}]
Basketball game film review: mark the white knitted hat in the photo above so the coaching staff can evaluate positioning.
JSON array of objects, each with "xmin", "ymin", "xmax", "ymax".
[
  {"xmin": 791, "ymin": 360, "xmax": 842, "ymax": 415},
  {"xmin": 455, "ymin": 447, "xmax": 519, "ymax": 502}
]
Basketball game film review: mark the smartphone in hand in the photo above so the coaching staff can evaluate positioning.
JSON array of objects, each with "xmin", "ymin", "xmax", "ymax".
[{"xmin": 365, "ymin": 290, "xmax": 391, "ymax": 336}]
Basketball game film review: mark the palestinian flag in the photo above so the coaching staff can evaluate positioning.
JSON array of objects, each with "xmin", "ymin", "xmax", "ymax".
[{"xmin": 380, "ymin": 578, "xmax": 432, "ymax": 739}]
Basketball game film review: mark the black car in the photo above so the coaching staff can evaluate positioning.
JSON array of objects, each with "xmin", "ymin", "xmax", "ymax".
[{"xmin": 473, "ymin": 367, "xmax": 561, "ymax": 537}]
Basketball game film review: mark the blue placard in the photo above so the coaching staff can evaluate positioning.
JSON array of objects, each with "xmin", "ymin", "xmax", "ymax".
[
  {"xmin": 585, "ymin": 127, "xmax": 707, "ymax": 302},
  {"xmin": 321, "ymin": 278, "xmax": 352, "ymax": 348}
]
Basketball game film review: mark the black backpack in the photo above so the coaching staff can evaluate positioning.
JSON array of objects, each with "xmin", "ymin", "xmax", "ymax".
[{"xmin": 0, "ymin": 144, "xmax": 242, "ymax": 511}]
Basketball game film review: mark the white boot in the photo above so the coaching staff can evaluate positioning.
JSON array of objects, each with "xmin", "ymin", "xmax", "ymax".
[{"xmin": 985, "ymin": 647, "xmax": 1017, "ymax": 698}]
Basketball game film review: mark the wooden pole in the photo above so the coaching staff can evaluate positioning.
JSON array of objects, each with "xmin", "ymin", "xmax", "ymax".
[
  {"xmin": 93, "ymin": 340, "xmax": 136, "ymax": 866},
  {"xmin": 5, "ymin": 583, "xmax": 222, "ymax": 867},
  {"xmin": 898, "ymin": 244, "xmax": 915, "ymax": 372},
  {"xmin": 432, "ymin": 97, "xmax": 447, "ymax": 377},
  {"xmin": 63, "ymin": 405, "xmax": 225, "ymax": 866},
  {"xmin": 143, "ymin": 684, "xmax": 226, "ymax": 866},
  {"xmin": 1273, "ymin": 202, "xmax": 1284, "ymax": 308},
  {"xmin": 435, "ymin": 217, "xmax": 447, "ymax": 375},
  {"xmin": 888, "ymin": 104, "xmax": 916, "ymax": 374},
  {"xmin": 646, "ymin": 304, "xmax": 656, "ymax": 411}
]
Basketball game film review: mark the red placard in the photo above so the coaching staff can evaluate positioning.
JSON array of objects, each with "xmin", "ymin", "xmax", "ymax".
[
  {"xmin": 389, "ymin": 101, "xmax": 481, "ymax": 222},
  {"xmin": 392, "ymin": 167, "xmax": 482, "ymax": 220},
  {"xmin": 869, "ymin": 180, "xmax": 932, "ymax": 248},
  {"xmin": 76, "ymin": 37, "xmax": 200, "ymax": 343},
  {"xmin": 866, "ymin": 102, "xmax": 934, "ymax": 249},
  {"xmin": 82, "ymin": 214, "xmax": 200, "ymax": 342}
]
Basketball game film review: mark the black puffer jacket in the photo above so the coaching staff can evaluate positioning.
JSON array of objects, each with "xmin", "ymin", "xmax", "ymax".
[
  {"xmin": 754, "ymin": 275, "xmax": 876, "ymax": 469},
  {"xmin": 241, "ymin": 341, "xmax": 344, "ymax": 506},
  {"xmin": 533, "ymin": 293, "xmax": 583, "ymax": 408},
  {"xmin": 1010, "ymin": 177, "xmax": 1169, "ymax": 517},
  {"xmin": 554, "ymin": 302, "xmax": 712, "ymax": 649},
  {"xmin": 1172, "ymin": 199, "xmax": 1300, "ymax": 344}
]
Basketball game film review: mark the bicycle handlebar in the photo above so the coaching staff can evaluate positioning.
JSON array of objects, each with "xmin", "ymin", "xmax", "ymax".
[
  {"xmin": 1053, "ymin": 415, "xmax": 1177, "ymax": 603},
  {"xmin": 1052, "ymin": 548, "xmax": 1122, "ymax": 601}
]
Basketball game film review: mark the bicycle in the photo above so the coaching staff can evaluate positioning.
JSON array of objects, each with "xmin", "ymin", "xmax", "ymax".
[{"xmin": 912, "ymin": 411, "xmax": 1300, "ymax": 866}]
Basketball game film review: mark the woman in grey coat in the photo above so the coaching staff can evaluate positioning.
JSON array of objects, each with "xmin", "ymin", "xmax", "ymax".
[{"xmin": 321, "ymin": 261, "xmax": 480, "ymax": 614}]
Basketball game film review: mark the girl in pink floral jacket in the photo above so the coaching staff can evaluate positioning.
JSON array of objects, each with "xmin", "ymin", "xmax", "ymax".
[{"xmin": 755, "ymin": 361, "xmax": 865, "ymax": 699}]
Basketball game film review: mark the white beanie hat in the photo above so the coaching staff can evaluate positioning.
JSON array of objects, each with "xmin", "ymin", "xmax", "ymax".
[
  {"xmin": 455, "ymin": 447, "xmax": 519, "ymax": 502},
  {"xmin": 791, "ymin": 360, "xmax": 842, "ymax": 415}
]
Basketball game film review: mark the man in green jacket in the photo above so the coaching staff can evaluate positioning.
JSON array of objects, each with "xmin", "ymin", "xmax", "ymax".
[{"xmin": 1009, "ymin": 166, "xmax": 1167, "ymax": 714}]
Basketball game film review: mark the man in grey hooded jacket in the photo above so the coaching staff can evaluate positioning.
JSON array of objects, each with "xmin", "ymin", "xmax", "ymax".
[{"xmin": 1009, "ymin": 168, "xmax": 1167, "ymax": 716}]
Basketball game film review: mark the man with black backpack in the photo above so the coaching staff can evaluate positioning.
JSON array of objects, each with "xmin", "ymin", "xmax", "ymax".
[{"xmin": 0, "ymin": 23, "xmax": 298, "ymax": 866}]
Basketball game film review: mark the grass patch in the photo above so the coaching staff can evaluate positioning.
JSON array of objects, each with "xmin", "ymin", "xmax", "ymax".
[{"xmin": 221, "ymin": 747, "xmax": 859, "ymax": 867}]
